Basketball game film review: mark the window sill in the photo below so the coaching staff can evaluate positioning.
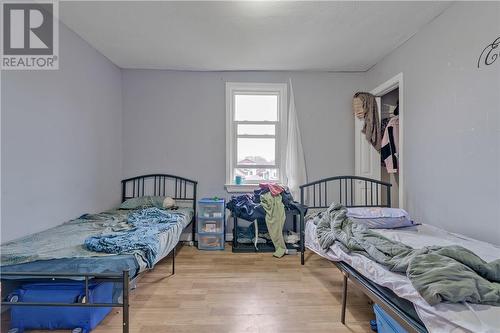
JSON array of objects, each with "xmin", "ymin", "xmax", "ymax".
[{"xmin": 225, "ymin": 184, "xmax": 259, "ymax": 193}]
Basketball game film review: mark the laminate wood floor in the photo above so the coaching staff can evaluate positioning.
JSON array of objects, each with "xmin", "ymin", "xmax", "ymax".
[{"xmin": 3, "ymin": 245, "xmax": 374, "ymax": 333}]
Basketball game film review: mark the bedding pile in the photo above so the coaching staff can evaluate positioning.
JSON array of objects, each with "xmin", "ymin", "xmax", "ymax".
[
  {"xmin": 84, "ymin": 207, "xmax": 186, "ymax": 268},
  {"xmin": 314, "ymin": 203, "xmax": 500, "ymax": 306}
]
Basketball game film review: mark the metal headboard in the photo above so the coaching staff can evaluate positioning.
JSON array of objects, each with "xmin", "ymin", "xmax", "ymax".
[
  {"xmin": 300, "ymin": 175, "xmax": 392, "ymax": 208},
  {"xmin": 121, "ymin": 174, "xmax": 198, "ymax": 242}
]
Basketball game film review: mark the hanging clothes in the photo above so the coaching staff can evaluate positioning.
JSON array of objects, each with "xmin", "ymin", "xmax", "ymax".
[
  {"xmin": 260, "ymin": 192, "xmax": 287, "ymax": 258},
  {"xmin": 380, "ymin": 117, "xmax": 390, "ymax": 137},
  {"xmin": 353, "ymin": 92, "xmax": 381, "ymax": 151},
  {"xmin": 381, "ymin": 116, "xmax": 399, "ymax": 173}
]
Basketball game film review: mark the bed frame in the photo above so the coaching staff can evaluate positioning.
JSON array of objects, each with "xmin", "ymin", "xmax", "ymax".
[
  {"xmin": 1, "ymin": 174, "xmax": 197, "ymax": 333},
  {"xmin": 300, "ymin": 175, "xmax": 427, "ymax": 333}
]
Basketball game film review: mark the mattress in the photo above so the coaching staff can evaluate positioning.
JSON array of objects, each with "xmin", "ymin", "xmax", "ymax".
[
  {"xmin": 305, "ymin": 221, "xmax": 500, "ymax": 333},
  {"xmin": 1, "ymin": 207, "xmax": 193, "ymax": 279}
]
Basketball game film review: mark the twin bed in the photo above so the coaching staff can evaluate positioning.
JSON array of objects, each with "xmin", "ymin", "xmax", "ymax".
[
  {"xmin": 1, "ymin": 174, "xmax": 197, "ymax": 333},
  {"xmin": 300, "ymin": 175, "xmax": 500, "ymax": 333}
]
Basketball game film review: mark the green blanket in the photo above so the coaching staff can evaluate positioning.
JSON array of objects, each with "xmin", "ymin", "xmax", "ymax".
[{"xmin": 315, "ymin": 203, "xmax": 500, "ymax": 305}]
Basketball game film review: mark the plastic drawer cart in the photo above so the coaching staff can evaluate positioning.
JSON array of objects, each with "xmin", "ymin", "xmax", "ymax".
[
  {"xmin": 7, "ymin": 281, "xmax": 114, "ymax": 333},
  {"xmin": 197, "ymin": 198, "xmax": 225, "ymax": 250}
]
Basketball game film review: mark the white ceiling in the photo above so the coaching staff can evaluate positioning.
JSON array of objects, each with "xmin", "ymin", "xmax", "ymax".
[{"xmin": 60, "ymin": 1, "xmax": 452, "ymax": 71}]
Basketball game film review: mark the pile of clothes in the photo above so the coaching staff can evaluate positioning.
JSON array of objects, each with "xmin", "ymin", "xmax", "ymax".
[{"xmin": 226, "ymin": 183, "xmax": 307, "ymax": 258}]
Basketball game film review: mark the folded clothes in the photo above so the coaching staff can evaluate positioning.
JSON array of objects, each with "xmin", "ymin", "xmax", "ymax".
[
  {"xmin": 236, "ymin": 224, "xmax": 270, "ymax": 245},
  {"xmin": 285, "ymin": 231, "xmax": 300, "ymax": 244}
]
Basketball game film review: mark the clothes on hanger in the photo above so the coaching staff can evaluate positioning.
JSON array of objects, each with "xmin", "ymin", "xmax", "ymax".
[
  {"xmin": 353, "ymin": 92, "xmax": 381, "ymax": 151},
  {"xmin": 381, "ymin": 116, "xmax": 399, "ymax": 173},
  {"xmin": 380, "ymin": 117, "xmax": 390, "ymax": 140}
]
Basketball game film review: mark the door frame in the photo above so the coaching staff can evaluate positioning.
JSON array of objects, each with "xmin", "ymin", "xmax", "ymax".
[{"xmin": 370, "ymin": 73, "xmax": 404, "ymax": 208}]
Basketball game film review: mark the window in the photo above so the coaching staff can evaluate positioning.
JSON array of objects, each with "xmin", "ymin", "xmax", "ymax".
[{"xmin": 226, "ymin": 82, "xmax": 287, "ymax": 190}]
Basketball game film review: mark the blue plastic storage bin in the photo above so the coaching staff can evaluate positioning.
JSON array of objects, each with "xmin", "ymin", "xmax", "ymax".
[
  {"xmin": 9, "ymin": 281, "xmax": 114, "ymax": 333},
  {"xmin": 198, "ymin": 232, "xmax": 225, "ymax": 250},
  {"xmin": 198, "ymin": 198, "xmax": 225, "ymax": 251},
  {"xmin": 373, "ymin": 304, "xmax": 408, "ymax": 333},
  {"xmin": 198, "ymin": 198, "xmax": 225, "ymax": 219}
]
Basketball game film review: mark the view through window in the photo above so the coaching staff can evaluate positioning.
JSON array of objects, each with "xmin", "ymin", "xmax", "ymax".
[{"xmin": 226, "ymin": 83, "xmax": 287, "ymax": 185}]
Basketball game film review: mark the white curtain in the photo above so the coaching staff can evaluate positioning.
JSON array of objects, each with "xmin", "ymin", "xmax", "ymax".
[{"xmin": 284, "ymin": 78, "xmax": 307, "ymax": 200}]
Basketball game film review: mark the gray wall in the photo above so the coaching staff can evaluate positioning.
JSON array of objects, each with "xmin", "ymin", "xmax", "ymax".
[
  {"xmin": 3, "ymin": 2, "xmax": 499, "ymax": 246},
  {"xmin": 366, "ymin": 2, "xmax": 500, "ymax": 244},
  {"xmin": 121, "ymin": 70, "xmax": 364, "ymax": 201},
  {"xmin": 1, "ymin": 23, "xmax": 123, "ymax": 242}
]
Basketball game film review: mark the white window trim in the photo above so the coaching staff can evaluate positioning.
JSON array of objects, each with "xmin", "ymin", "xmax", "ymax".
[{"xmin": 225, "ymin": 82, "xmax": 288, "ymax": 192}]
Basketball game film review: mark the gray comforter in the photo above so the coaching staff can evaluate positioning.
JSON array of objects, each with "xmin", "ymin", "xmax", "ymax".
[{"xmin": 315, "ymin": 203, "xmax": 500, "ymax": 305}]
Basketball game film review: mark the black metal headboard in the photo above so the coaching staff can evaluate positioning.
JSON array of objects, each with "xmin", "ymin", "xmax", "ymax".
[
  {"xmin": 121, "ymin": 174, "xmax": 198, "ymax": 242},
  {"xmin": 300, "ymin": 176, "xmax": 392, "ymax": 209}
]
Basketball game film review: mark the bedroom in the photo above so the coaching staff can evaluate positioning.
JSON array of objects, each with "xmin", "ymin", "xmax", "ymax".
[{"xmin": 1, "ymin": 1, "xmax": 499, "ymax": 332}]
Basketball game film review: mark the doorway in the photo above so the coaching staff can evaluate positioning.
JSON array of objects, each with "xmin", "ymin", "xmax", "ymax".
[
  {"xmin": 354, "ymin": 73, "xmax": 404, "ymax": 208},
  {"xmin": 379, "ymin": 88, "xmax": 400, "ymax": 207}
]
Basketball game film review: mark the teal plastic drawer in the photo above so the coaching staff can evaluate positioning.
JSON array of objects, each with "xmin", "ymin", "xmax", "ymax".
[
  {"xmin": 198, "ymin": 218, "xmax": 224, "ymax": 233},
  {"xmin": 198, "ymin": 232, "xmax": 224, "ymax": 250},
  {"xmin": 198, "ymin": 199, "xmax": 225, "ymax": 219}
]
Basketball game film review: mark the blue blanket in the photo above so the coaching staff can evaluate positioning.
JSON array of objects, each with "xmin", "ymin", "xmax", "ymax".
[{"xmin": 84, "ymin": 208, "xmax": 184, "ymax": 268}]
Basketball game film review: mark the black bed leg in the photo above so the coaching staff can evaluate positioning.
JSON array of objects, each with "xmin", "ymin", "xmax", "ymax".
[
  {"xmin": 341, "ymin": 273, "xmax": 348, "ymax": 325},
  {"xmin": 123, "ymin": 270, "xmax": 129, "ymax": 333},
  {"xmin": 192, "ymin": 218, "xmax": 196, "ymax": 246},
  {"xmin": 300, "ymin": 212, "xmax": 305, "ymax": 265},
  {"xmin": 172, "ymin": 247, "xmax": 176, "ymax": 275}
]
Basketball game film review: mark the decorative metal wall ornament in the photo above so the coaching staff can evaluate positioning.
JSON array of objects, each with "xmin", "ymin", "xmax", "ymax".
[{"xmin": 477, "ymin": 36, "xmax": 500, "ymax": 68}]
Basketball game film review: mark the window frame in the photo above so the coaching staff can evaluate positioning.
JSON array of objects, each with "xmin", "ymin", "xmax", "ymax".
[{"xmin": 225, "ymin": 82, "xmax": 288, "ymax": 191}]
